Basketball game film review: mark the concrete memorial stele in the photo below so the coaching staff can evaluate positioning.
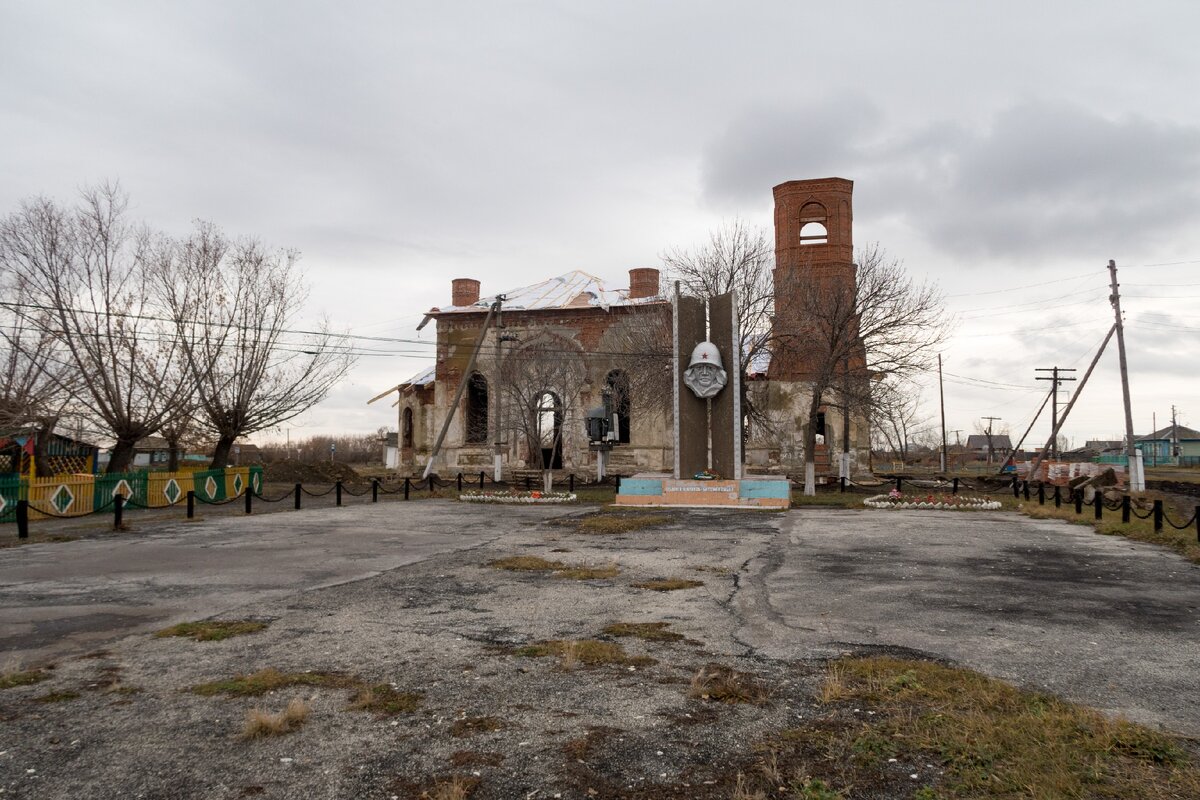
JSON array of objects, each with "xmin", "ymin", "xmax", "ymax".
[{"xmin": 616, "ymin": 287, "xmax": 790, "ymax": 509}]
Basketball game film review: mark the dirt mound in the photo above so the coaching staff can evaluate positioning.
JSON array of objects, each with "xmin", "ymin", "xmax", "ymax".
[{"xmin": 261, "ymin": 461, "xmax": 362, "ymax": 485}]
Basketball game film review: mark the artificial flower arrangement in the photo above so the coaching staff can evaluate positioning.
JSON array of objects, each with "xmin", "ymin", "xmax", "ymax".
[
  {"xmin": 458, "ymin": 490, "xmax": 577, "ymax": 504},
  {"xmin": 863, "ymin": 488, "xmax": 1001, "ymax": 511}
]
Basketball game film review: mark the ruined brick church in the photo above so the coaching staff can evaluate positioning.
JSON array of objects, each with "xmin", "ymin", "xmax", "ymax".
[{"xmin": 371, "ymin": 178, "xmax": 870, "ymax": 479}]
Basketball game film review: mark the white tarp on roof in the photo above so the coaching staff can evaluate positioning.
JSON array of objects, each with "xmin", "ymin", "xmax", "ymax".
[{"xmin": 445, "ymin": 270, "xmax": 660, "ymax": 312}]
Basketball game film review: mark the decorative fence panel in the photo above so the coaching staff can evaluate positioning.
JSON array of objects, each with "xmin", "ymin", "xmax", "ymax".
[
  {"xmin": 0, "ymin": 475, "xmax": 22, "ymax": 523},
  {"xmin": 27, "ymin": 474, "xmax": 99, "ymax": 520}
]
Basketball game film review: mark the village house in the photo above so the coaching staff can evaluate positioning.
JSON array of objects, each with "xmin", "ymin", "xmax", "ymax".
[{"xmin": 370, "ymin": 178, "xmax": 873, "ymax": 480}]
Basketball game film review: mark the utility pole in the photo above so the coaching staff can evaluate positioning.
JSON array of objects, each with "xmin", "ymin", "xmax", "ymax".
[
  {"xmin": 938, "ymin": 354, "xmax": 947, "ymax": 473},
  {"xmin": 1172, "ymin": 405, "xmax": 1179, "ymax": 462},
  {"xmin": 981, "ymin": 416, "xmax": 1001, "ymax": 466},
  {"xmin": 1035, "ymin": 367, "xmax": 1076, "ymax": 459},
  {"xmin": 1108, "ymin": 260, "xmax": 1143, "ymax": 491}
]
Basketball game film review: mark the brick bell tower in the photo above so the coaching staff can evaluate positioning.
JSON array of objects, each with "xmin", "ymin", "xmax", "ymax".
[{"xmin": 770, "ymin": 177, "xmax": 857, "ymax": 381}]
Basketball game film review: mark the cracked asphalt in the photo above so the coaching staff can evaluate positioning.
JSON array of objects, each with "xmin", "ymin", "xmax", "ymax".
[{"xmin": 1, "ymin": 502, "xmax": 1198, "ymax": 798}]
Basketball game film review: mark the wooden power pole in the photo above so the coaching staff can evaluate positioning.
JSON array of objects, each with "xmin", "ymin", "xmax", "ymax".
[{"xmin": 938, "ymin": 354, "xmax": 947, "ymax": 473}]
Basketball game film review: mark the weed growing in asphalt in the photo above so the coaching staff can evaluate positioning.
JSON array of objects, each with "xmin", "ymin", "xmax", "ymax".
[
  {"xmin": 243, "ymin": 698, "xmax": 309, "ymax": 738},
  {"xmin": 348, "ymin": 684, "xmax": 423, "ymax": 716},
  {"xmin": 0, "ymin": 668, "xmax": 48, "ymax": 690},
  {"xmin": 555, "ymin": 510, "xmax": 672, "ymax": 535},
  {"xmin": 689, "ymin": 664, "xmax": 769, "ymax": 705},
  {"xmin": 449, "ymin": 716, "xmax": 507, "ymax": 737},
  {"xmin": 632, "ymin": 578, "xmax": 704, "ymax": 591},
  {"xmin": 191, "ymin": 668, "xmax": 358, "ymax": 697},
  {"xmin": 33, "ymin": 690, "xmax": 81, "ymax": 703},
  {"xmin": 155, "ymin": 619, "xmax": 269, "ymax": 641},
  {"xmin": 602, "ymin": 622, "xmax": 684, "ymax": 642},
  {"xmin": 488, "ymin": 555, "xmax": 619, "ymax": 580},
  {"xmin": 514, "ymin": 639, "xmax": 655, "ymax": 669}
]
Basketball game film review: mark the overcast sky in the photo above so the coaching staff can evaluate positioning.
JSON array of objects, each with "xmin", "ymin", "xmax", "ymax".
[{"xmin": 3, "ymin": 1, "xmax": 1198, "ymax": 451}]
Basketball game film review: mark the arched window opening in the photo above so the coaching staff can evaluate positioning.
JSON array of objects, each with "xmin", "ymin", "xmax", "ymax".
[
  {"xmin": 799, "ymin": 221, "xmax": 828, "ymax": 245},
  {"xmin": 402, "ymin": 407, "xmax": 414, "ymax": 448},
  {"xmin": 799, "ymin": 201, "xmax": 828, "ymax": 245},
  {"xmin": 604, "ymin": 370, "xmax": 631, "ymax": 444},
  {"xmin": 465, "ymin": 372, "xmax": 489, "ymax": 444},
  {"xmin": 534, "ymin": 390, "xmax": 563, "ymax": 469}
]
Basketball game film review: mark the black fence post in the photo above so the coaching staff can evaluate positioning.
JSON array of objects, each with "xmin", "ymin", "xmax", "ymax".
[
  {"xmin": 1153, "ymin": 500, "xmax": 1163, "ymax": 532},
  {"xmin": 479, "ymin": 471, "xmax": 485, "ymax": 489},
  {"xmin": 336, "ymin": 481, "xmax": 343, "ymax": 507},
  {"xmin": 895, "ymin": 476, "xmax": 902, "ymax": 493},
  {"xmin": 525, "ymin": 475, "xmax": 531, "ymax": 491},
  {"xmin": 428, "ymin": 475, "xmax": 434, "ymax": 493},
  {"xmin": 294, "ymin": 483, "xmax": 302, "ymax": 510},
  {"xmin": 1093, "ymin": 492, "xmax": 1103, "ymax": 520},
  {"xmin": 952, "ymin": 477, "xmax": 959, "ymax": 495},
  {"xmin": 840, "ymin": 476, "xmax": 846, "ymax": 493},
  {"xmin": 1072, "ymin": 490, "xmax": 1083, "ymax": 514},
  {"xmin": 244, "ymin": 487, "xmax": 252, "ymax": 515},
  {"xmin": 569, "ymin": 473, "xmax": 575, "ymax": 493},
  {"xmin": 113, "ymin": 494, "xmax": 124, "ymax": 531},
  {"xmin": 1037, "ymin": 483, "xmax": 1045, "ymax": 505},
  {"xmin": 1022, "ymin": 481, "xmax": 1030, "ymax": 501},
  {"xmin": 1012, "ymin": 476, "xmax": 1020, "ymax": 498},
  {"xmin": 16, "ymin": 499, "xmax": 29, "ymax": 539},
  {"xmin": 187, "ymin": 490, "xmax": 195, "ymax": 519},
  {"xmin": 615, "ymin": 474, "xmax": 622, "ymax": 492},
  {"xmin": 457, "ymin": 473, "xmax": 463, "ymax": 492},
  {"xmin": 372, "ymin": 479, "xmax": 379, "ymax": 503},
  {"xmin": 404, "ymin": 477, "xmax": 410, "ymax": 501},
  {"xmin": 1122, "ymin": 495, "xmax": 1131, "ymax": 524},
  {"xmin": 1054, "ymin": 485, "xmax": 1062, "ymax": 508}
]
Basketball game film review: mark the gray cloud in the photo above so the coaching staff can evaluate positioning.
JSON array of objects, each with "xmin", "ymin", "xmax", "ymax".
[{"xmin": 702, "ymin": 100, "xmax": 1200, "ymax": 260}]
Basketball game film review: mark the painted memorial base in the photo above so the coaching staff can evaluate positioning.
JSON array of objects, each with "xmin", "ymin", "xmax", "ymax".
[{"xmin": 615, "ymin": 473, "xmax": 790, "ymax": 510}]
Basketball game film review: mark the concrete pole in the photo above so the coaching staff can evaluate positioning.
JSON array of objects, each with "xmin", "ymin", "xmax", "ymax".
[{"xmin": 1108, "ymin": 260, "xmax": 1143, "ymax": 491}]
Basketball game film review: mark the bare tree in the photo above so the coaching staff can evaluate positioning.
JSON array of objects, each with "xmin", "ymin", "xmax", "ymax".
[
  {"xmin": 870, "ymin": 378, "xmax": 927, "ymax": 467},
  {"xmin": 156, "ymin": 222, "xmax": 354, "ymax": 468},
  {"xmin": 780, "ymin": 243, "xmax": 949, "ymax": 494},
  {"xmin": 0, "ymin": 271, "xmax": 78, "ymax": 466},
  {"xmin": 0, "ymin": 184, "xmax": 192, "ymax": 472},
  {"xmin": 661, "ymin": 220, "xmax": 774, "ymax": 426},
  {"xmin": 496, "ymin": 332, "xmax": 588, "ymax": 492}
]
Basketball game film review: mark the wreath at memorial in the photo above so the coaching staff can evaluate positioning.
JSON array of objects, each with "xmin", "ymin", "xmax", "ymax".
[
  {"xmin": 863, "ymin": 489, "xmax": 1001, "ymax": 511},
  {"xmin": 459, "ymin": 490, "xmax": 577, "ymax": 504}
]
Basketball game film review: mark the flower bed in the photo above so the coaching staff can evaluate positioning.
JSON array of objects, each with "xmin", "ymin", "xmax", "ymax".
[
  {"xmin": 459, "ymin": 490, "xmax": 577, "ymax": 505},
  {"xmin": 864, "ymin": 490, "xmax": 1001, "ymax": 511}
]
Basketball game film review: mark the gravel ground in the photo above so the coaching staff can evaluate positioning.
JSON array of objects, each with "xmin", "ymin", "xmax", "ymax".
[{"xmin": 1, "ymin": 502, "xmax": 1198, "ymax": 799}]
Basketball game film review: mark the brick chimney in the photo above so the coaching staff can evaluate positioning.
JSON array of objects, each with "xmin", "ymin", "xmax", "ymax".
[
  {"xmin": 451, "ymin": 278, "xmax": 481, "ymax": 307},
  {"xmin": 627, "ymin": 268, "xmax": 660, "ymax": 300}
]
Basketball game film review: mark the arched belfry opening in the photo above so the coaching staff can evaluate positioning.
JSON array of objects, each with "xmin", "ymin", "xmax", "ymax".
[{"xmin": 798, "ymin": 201, "xmax": 828, "ymax": 244}]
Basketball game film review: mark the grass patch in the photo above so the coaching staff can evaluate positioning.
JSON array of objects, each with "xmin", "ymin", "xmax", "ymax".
[
  {"xmin": 488, "ymin": 555, "xmax": 619, "ymax": 580},
  {"xmin": 449, "ymin": 715, "xmax": 507, "ymax": 737},
  {"xmin": 741, "ymin": 655, "xmax": 1200, "ymax": 799},
  {"xmin": 0, "ymin": 668, "xmax": 48, "ymax": 690},
  {"xmin": 631, "ymin": 578, "xmax": 704, "ymax": 591},
  {"xmin": 33, "ymin": 689, "xmax": 81, "ymax": 703},
  {"xmin": 1020, "ymin": 501, "xmax": 1200, "ymax": 564},
  {"xmin": 242, "ymin": 698, "xmax": 309, "ymax": 738},
  {"xmin": 602, "ymin": 622, "xmax": 683, "ymax": 642},
  {"xmin": 348, "ymin": 684, "xmax": 423, "ymax": 716},
  {"xmin": 514, "ymin": 639, "xmax": 655, "ymax": 669},
  {"xmin": 156, "ymin": 619, "xmax": 269, "ymax": 641},
  {"xmin": 424, "ymin": 776, "xmax": 478, "ymax": 800},
  {"xmin": 191, "ymin": 668, "xmax": 358, "ymax": 697},
  {"xmin": 487, "ymin": 556, "xmax": 566, "ymax": 571},
  {"xmin": 688, "ymin": 663, "xmax": 769, "ymax": 705}
]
